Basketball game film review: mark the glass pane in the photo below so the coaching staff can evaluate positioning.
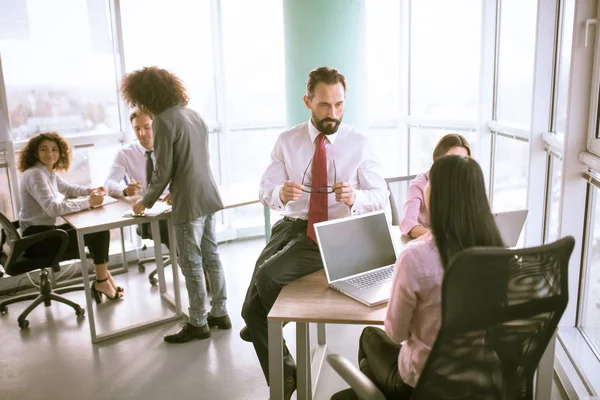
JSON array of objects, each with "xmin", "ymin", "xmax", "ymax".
[
  {"xmin": 581, "ymin": 186, "xmax": 600, "ymax": 355},
  {"xmin": 221, "ymin": 0, "xmax": 285, "ymax": 124},
  {"xmin": 495, "ymin": 0, "xmax": 537, "ymax": 128},
  {"xmin": 226, "ymin": 128, "xmax": 280, "ymax": 185},
  {"xmin": 209, "ymin": 132, "xmax": 221, "ymax": 185},
  {"xmin": 555, "ymin": 0, "xmax": 575, "ymax": 136},
  {"xmin": 545, "ymin": 156, "xmax": 562, "ymax": 244},
  {"xmin": 492, "ymin": 135, "xmax": 529, "ymax": 212},
  {"xmin": 1, "ymin": 0, "xmax": 120, "ymax": 140},
  {"xmin": 410, "ymin": 0, "xmax": 482, "ymax": 120},
  {"xmin": 120, "ymin": 0, "xmax": 217, "ymax": 121},
  {"xmin": 0, "ymin": 166, "xmax": 15, "ymax": 220},
  {"xmin": 408, "ymin": 127, "xmax": 479, "ymax": 175},
  {"xmin": 368, "ymin": 128, "xmax": 408, "ymax": 178},
  {"xmin": 224, "ymin": 127, "xmax": 281, "ymax": 230},
  {"xmin": 366, "ymin": 0, "xmax": 401, "ymax": 122},
  {"xmin": 58, "ymin": 146, "xmax": 92, "ymax": 187}
]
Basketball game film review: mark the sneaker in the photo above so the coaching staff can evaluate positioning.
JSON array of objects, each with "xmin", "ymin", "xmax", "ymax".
[{"xmin": 163, "ymin": 323, "xmax": 211, "ymax": 343}]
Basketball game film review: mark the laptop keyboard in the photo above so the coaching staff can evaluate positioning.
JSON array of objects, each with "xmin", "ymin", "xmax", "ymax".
[{"xmin": 345, "ymin": 267, "xmax": 393, "ymax": 290}]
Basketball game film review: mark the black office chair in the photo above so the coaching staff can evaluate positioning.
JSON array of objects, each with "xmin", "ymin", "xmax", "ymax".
[
  {"xmin": 384, "ymin": 178, "xmax": 400, "ymax": 226},
  {"xmin": 328, "ymin": 236, "xmax": 575, "ymax": 400},
  {"xmin": 0, "ymin": 212, "xmax": 85, "ymax": 328}
]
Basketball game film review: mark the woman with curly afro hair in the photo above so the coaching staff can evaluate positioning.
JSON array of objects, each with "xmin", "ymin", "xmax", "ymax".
[
  {"xmin": 121, "ymin": 67, "xmax": 229, "ymax": 343},
  {"xmin": 18, "ymin": 132, "xmax": 123, "ymax": 302}
]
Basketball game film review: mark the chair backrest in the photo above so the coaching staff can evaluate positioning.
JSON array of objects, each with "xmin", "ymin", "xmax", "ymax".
[
  {"xmin": 0, "ymin": 211, "xmax": 21, "ymax": 268},
  {"xmin": 411, "ymin": 236, "xmax": 575, "ymax": 400},
  {"xmin": 384, "ymin": 178, "xmax": 400, "ymax": 226}
]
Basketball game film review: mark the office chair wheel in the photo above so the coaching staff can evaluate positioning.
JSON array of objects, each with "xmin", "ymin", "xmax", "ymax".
[
  {"xmin": 138, "ymin": 264, "xmax": 146, "ymax": 273},
  {"xmin": 149, "ymin": 276, "xmax": 158, "ymax": 286},
  {"xmin": 75, "ymin": 307, "xmax": 85, "ymax": 317},
  {"xmin": 18, "ymin": 318, "xmax": 29, "ymax": 329},
  {"xmin": 0, "ymin": 305, "xmax": 7, "ymax": 314}
]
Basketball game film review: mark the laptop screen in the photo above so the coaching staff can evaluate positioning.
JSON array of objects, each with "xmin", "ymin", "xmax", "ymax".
[
  {"xmin": 493, "ymin": 209, "xmax": 528, "ymax": 248},
  {"xmin": 315, "ymin": 212, "xmax": 398, "ymax": 282}
]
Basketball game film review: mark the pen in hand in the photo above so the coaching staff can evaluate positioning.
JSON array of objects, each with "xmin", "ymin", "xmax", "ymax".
[{"xmin": 123, "ymin": 174, "xmax": 143, "ymax": 196}]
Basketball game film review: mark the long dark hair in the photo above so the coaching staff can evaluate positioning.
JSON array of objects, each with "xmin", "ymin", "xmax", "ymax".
[{"xmin": 429, "ymin": 155, "xmax": 504, "ymax": 269}]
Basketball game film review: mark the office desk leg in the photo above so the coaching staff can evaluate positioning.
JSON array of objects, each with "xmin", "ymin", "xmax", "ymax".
[
  {"xmin": 119, "ymin": 227, "xmax": 128, "ymax": 271},
  {"xmin": 150, "ymin": 220, "xmax": 167, "ymax": 294},
  {"xmin": 77, "ymin": 231, "xmax": 97, "ymax": 343},
  {"xmin": 269, "ymin": 320, "xmax": 284, "ymax": 400},
  {"xmin": 297, "ymin": 322, "xmax": 312, "ymax": 400},
  {"xmin": 166, "ymin": 219, "xmax": 182, "ymax": 314},
  {"xmin": 312, "ymin": 323, "xmax": 327, "ymax": 392}
]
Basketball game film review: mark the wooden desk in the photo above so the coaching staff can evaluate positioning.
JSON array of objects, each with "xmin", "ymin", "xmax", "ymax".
[
  {"xmin": 267, "ymin": 227, "xmax": 405, "ymax": 400},
  {"xmin": 267, "ymin": 270, "xmax": 386, "ymax": 400},
  {"xmin": 62, "ymin": 198, "xmax": 182, "ymax": 343}
]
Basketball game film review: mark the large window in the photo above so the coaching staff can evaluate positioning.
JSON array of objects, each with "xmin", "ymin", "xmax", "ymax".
[
  {"xmin": 582, "ymin": 185, "xmax": 600, "ymax": 357},
  {"xmin": 0, "ymin": 0, "xmax": 121, "ymax": 141},
  {"xmin": 0, "ymin": 164, "xmax": 15, "ymax": 220},
  {"xmin": 410, "ymin": 0, "xmax": 482, "ymax": 121},
  {"xmin": 495, "ymin": 0, "xmax": 538, "ymax": 128},
  {"xmin": 120, "ymin": 0, "xmax": 217, "ymax": 122},
  {"xmin": 545, "ymin": 155, "xmax": 563, "ymax": 243},
  {"xmin": 492, "ymin": 134, "xmax": 529, "ymax": 212},
  {"xmin": 220, "ymin": 0, "xmax": 285, "ymax": 126}
]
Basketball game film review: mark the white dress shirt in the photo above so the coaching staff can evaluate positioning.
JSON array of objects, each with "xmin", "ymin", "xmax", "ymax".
[
  {"xmin": 19, "ymin": 162, "xmax": 90, "ymax": 233},
  {"xmin": 104, "ymin": 142, "xmax": 167, "ymax": 198},
  {"xmin": 260, "ymin": 120, "xmax": 389, "ymax": 220}
]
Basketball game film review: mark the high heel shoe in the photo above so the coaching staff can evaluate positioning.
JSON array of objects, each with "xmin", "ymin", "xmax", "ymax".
[
  {"xmin": 91, "ymin": 277, "xmax": 123, "ymax": 304},
  {"xmin": 107, "ymin": 272, "xmax": 124, "ymax": 293}
]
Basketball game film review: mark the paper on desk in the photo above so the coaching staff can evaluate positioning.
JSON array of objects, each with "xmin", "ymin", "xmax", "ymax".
[
  {"xmin": 90, "ymin": 197, "xmax": 119, "ymax": 209},
  {"xmin": 123, "ymin": 201, "xmax": 171, "ymax": 217}
]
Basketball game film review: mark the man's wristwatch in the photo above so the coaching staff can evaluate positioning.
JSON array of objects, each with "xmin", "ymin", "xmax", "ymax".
[{"xmin": 123, "ymin": 188, "xmax": 128, "ymax": 197}]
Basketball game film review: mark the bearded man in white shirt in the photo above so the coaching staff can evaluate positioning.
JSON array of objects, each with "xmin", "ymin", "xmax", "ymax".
[{"xmin": 241, "ymin": 66, "xmax": 389, "ymax": 399}]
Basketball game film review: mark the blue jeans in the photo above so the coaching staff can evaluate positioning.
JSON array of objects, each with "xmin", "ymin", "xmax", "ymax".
[{"xmin": 174, "ymin": 213, "xmax": 228, "ymax": 327}]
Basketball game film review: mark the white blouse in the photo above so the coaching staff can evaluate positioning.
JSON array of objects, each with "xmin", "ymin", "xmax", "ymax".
[{"xmin": 19, "ymin": 162, "xmax": 90, "ymax": 233}]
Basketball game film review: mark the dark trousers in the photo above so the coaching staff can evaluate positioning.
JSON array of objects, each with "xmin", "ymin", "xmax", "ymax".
[
  {"xmin": 356, "ymin": 326, "xmax": 413, "ymax": 399},
  {"xmin": 23, "ymin": 224, "xmax": 110, "ymax": 265},
  {"xmin": 137, "ymin": 220, "xmax": 170, "ymax": 249},
  {"xmin": 241, "ymin": 217, "xmax": 324, "ymax": 384}
]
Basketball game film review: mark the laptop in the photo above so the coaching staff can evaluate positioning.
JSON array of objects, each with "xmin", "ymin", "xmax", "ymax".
[
  {"xmin": 314, "ymin": 210, "xmax": 398, "ymax": 307},
  {"xmin": 493, "ymin": 209, "xmax": 528, "ymax": 248}
]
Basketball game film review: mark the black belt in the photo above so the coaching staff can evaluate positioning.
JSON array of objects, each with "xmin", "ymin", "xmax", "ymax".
[{"xmin": 283, "ymin": 216, "xmax": 307, "ymax": 222}]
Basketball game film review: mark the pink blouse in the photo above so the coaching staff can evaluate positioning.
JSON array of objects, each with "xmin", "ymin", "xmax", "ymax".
[
  {"xmin": 400, "ymin": 172, "xmax": 430, "ymax": 236},
  {"xmin": 384, "ymin": 232, "xmax": 443, "ymax": 388}
]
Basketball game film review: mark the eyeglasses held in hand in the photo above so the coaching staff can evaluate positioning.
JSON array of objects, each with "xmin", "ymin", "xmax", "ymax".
[{"xmin": 301, "ymin": 158, "xmax": 337, "ymax": 194}]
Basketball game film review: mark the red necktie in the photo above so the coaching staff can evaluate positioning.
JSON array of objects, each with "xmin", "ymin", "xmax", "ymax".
[{"xmin": 306, "ymin": 133, "xmax": 328, "ymax": 243}]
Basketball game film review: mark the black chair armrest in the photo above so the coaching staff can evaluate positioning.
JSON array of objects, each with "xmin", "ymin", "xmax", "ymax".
[{"xmin": 11, "ymin": 229, "xmax": 69, "ymax": 272}]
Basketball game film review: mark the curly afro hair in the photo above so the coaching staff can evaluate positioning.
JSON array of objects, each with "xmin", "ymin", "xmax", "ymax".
[{"xmin": 120, "ymin": 66, "xmax": 189, "ymax": 116}]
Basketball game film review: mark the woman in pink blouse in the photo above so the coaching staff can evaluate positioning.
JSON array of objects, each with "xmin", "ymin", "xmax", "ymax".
[
  {"xmin": 332, "ymin": 155, "xmax": 504, "ymax": 399},
  {"xmin": 400, "ymin": 133, "xmax": 471, "ymax": 238}
]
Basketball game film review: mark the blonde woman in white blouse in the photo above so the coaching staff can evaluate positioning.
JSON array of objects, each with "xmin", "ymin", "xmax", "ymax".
[{"xmin": 18, "ymin": 132, "xmax": 123, "ymax": 302}]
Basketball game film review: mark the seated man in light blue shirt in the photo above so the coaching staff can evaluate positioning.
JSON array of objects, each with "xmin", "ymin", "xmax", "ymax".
[{"xmin": 104, "ymin": 109, "xmax": 170, "ymax": 260}]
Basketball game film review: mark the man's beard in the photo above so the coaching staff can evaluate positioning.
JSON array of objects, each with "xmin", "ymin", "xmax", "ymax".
[{"xmin": 312, "ymin": 114, "xmax": 342, "ymax": 135}]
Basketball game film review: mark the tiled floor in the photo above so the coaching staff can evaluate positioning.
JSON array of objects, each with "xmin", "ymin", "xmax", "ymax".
[{"xmin": 0, "ymin": 238, "xmax": 569, "ymax": 400}]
